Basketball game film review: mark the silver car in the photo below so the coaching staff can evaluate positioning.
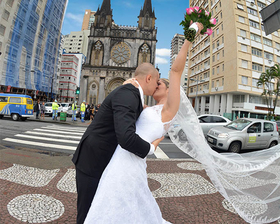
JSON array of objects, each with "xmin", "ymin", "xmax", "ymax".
[{"xmin": 207, "ymin": 118, "xmax": 279, "ymax": 153}]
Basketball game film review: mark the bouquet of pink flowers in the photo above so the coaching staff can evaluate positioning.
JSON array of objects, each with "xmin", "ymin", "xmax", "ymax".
[{"xmin": 180, "ymin": 6, "xmax": 217, "ymax": 42}]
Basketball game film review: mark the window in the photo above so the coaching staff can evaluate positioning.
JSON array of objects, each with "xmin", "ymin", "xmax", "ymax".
[
  {"xmin": 199, "ymin": 116, "xmax": 212, "ymax": 123},
  {"xmin": 252, "ymin": 47, "xmax": 262, "ymax": 57},
  {"xmin": 7, "ymin": 0, "xmax": 14, "ymax": 7},
  {"xmin": 212, "ymin": 68, "xmax": 215, "ymax": 75},
  {"xmin": 241, "ymin": 44, "xmax": 247, "ymax": 52},
  {"xmin": 9, "ymin": 97, "xmax": 21, "ymax": 103},
  {"xmin": 275, "ymin": 42, "xmax": 280, "ymax": 50},
  {"xmin": 242, "ymin": 60, "xmax": 248, "ymax": 68},
  {"xmin": 217, "ymin": 53, "xmax": 220, "ymax": 60},
  {"xmin": 0, "ymin": 97, "xmax": 8, "ymax": 102},
  {"xmin": 239, "ymin": 16, "xmax": 245, "ymax": 23},
  {"xmin": 222, "ymin": 78, "xmax": 224, "ymax": 85},
  {"xmin": 216, "ymin": 28, "xmax": 219, "ymax": 35},
  {"xmin": 216, "ymin": 80, "xmax": 219, "ymax": 87},
  {"xmin": 277, "ymin": 56, "xmax": 280, "ymax": 63},
  {"xmin": 0, "ymin": 24, "xmax": 6, "ymax": 36},
  {"xmin": 249, "ymin": 20, "xmax": 259, "ymax": 29},
  {"xmin": 263, "ymin": 122, "xmax": 274, "ymax": 132},
  {"xmin": 217, "ymin": 66, "xmax": 220, "ymax": 74},
  {"xmin": 241, "ymin": 76, "xmax": 248, "ymax": 85},
  {"xmin": 264, "ymin": 52, "xmax": 273, "ymax": 60},
  {"xmin": 240, "ymin": 29, "xmax": 246, "ymax": 37},
  {"xmin": 257, "ymin": 1, "xmax": 266, "ymax": 9},
  {"xmin": 2, "ymin": 10, "xmax": 10, "ymax": 21},
  {"xmin": 213, "ymin": 55, "xmax": 215, "ymax": 62},
  {"xmin": 263, "ymin": 38, "xmax": 272, "ymax": 46},
  {"xmin": 213, "ymin": 116, "xmax": 227, "ymax": 123},
  {"xmin": 250, "ymin": 33, "xmax": 261, "ymax": 42},
  {"xmin": 248, "ymin": 7, "xmax": 258, "ymax": 16},
  {"xmin": 252, "ymin": 63, "xmax": 263, "ymax": 72},
  {"xmin": 248, "ymin": 123, "xmax": 261, "ymax": 133}
]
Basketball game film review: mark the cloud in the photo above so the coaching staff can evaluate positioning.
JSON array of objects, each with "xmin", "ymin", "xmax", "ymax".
[
  {"xmin": 122, "ymin": 1, "xmax": 134, "ymax": 8},
  {"xmin": 65, "ymin": 13, "xmax": 84, "ymax": 24},
  {"xmin": 156, "ymin": 56, "xmax": 169, "ymax": 64},
  {"xmin": 156, "ymin": 48, "xmax": 170, "ymax": 57}
]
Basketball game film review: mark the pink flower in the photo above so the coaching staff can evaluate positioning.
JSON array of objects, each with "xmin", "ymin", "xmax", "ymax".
[
  {"xmin": 193, "ymin": 6, "xmax": 200, "ymax": 12},
  {"xmin": 210, "ymin": 18, "xmax": 217, "ymax": 25},
  {"xmin": 205, "ymin": 11, "xmax": 210, "ymax": 16},
  {"xmin": 186, "ymin": 7, "xmax": 194, "ymax": 15},
  {"xmin": 205, "ymin": 28, "xmax": 213, "ymax": 36}
]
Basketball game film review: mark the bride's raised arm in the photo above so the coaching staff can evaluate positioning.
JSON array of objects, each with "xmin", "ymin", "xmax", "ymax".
[{"xmin": 162, "ymin": 22, "xmax": 203, "ymax": 122}]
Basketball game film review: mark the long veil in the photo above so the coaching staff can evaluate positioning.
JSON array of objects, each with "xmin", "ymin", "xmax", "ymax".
[{"xmin": 168, "ymin": 87, "xmax": 280, "ymax": 224}]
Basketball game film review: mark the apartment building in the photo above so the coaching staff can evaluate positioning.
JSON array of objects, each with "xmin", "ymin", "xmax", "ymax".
[
  {"xmin": 188, "ymin": 0, "xmax": 280, "ymax": 119},
  {"xmin": 0, "ymin": 0, "xmax": 68, "ymax": 100},
  {"xmin": 82, "ymin": 10, "xmax": 96, "ymax": 31},
  {"xmin": 59, "ymin": 53, "xmax": 85, "ymax": 102},
  {"xmin": 170, "ymin": 34, "xmax": 189, "ymax": 89}
]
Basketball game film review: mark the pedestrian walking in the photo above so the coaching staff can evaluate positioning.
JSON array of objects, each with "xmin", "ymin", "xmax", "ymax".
[
  {"xmin": 72, "ymin": 101, "xmax": 77, "ymax": 121},
  {"xmin": 89, "ymin": 104, "xmax": 94, "ymax": 121},
  {"xmin": 85, "ymin": 103, "xmax": 90, "ymax": 120},
  {"xmin": 34, "ymin": 99, "xmax": 41, "ymax": 119},
  {"xmin": 80, "ymin": 100, "xmax": 86, "ymax": 122},
  {"xmin": 52, "ymin": 99, "xmax": 59, "ymax": 120},
  {"xmin": 94, "ymin": 104, "xmax": 100, "ymax": 117},
  {"xmin": 40, "ymin": 102, "xmax": 45, "ymax": 120}
]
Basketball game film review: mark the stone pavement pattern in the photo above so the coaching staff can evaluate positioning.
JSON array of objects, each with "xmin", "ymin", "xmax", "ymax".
[{"xmin": 0, "ymin": 147, "xmax": 279, "ymax": 224}]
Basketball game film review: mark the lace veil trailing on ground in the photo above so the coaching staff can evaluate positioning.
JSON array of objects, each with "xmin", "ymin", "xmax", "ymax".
[{"xmin": 168, "ymin": 87, "xmax": 280, "ymax": 224}]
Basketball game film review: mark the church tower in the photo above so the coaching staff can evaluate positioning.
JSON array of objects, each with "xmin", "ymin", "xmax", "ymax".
[
  {"xmin": 81, "ymin": 0, "xmax": 157, "ymax": 105},
  {"xmin": 138, "ymin": 0, "xmax": 156, "ymax": 30},
  {"xmin": 94, "ymin": 0, "xmax": 113, "ymax": 28}
]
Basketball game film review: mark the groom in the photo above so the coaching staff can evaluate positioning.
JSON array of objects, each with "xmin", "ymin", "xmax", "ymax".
[{"xmin": 72, "ymin": 63, "xmax": 163, "ymax": 224}]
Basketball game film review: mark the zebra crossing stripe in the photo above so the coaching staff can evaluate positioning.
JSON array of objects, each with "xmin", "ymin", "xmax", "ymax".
[
  {"xmin": 3, "ymin": 138, "xmax": 77, "ymax": 151},
  {"xmin": 41, "ymin": 126, "xmax": 86, "ymax": 133},
  {"xmin": 25, "ymin": 131, "xmax": 82, "ymax": 139},
  {"xmin": 154, "ymin": 146, "xmax": 169, "ymax": 159},
  {"xmin": 33, "ymin": 129, "xmax": 84, "ymax": 135},
  {"xmin": 15, "ymin": 134, "xmax": 80, "ymax": 144}
]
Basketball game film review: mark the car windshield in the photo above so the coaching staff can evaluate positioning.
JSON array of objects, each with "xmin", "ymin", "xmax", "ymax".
[
  {"xmin": 45, "ymin": 103, "xmax": 52, "ymax": 107},
  {"xmin": 225, "ymin": 119, "xmax": 252, "ymax": 131}
]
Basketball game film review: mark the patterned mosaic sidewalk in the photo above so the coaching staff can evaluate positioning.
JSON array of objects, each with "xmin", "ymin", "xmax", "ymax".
[{"xmin": 0, "ymin": 159, "xmax": 279, "ymax": 224}]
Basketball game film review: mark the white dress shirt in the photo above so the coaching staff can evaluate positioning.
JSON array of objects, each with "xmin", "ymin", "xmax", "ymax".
[{"xmin": 134, "ymin": 80, "xmax": 155, "ymax": 155}]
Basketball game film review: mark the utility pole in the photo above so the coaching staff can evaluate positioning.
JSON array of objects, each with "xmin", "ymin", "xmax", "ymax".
[
  {"xmin": 50, "ymin": 75, "xmax": 54, "ymax": 101},
  {"xmin": 66, "ymin": 81, "xmax": 69, "ymax": 101}
]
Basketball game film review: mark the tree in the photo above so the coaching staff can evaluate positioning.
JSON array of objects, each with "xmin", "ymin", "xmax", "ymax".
[{"xmin": 257, "ymin": 64, "xmax": 280, "ymax": 118}]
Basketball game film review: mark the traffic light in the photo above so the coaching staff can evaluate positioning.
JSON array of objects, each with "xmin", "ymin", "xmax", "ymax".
[{"xmin": 76, "ymin": 87, "xmax": 80, "ymax": 94}]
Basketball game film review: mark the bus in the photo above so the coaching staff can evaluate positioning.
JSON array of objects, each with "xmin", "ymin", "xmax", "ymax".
[{"xmin": 0, "ymin": 93, "xmax": 34, "ymax": 121}]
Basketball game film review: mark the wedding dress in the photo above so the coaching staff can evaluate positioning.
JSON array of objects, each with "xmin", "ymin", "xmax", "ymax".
[{"xmin": 84, "ymin": 104, "xmax": 171, "ymax": 224}]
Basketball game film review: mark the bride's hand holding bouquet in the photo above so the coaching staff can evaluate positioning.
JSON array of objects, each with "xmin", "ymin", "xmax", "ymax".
[{"xmin": 180, "ymin": 6, "xmax": 217, "ymax": 42}]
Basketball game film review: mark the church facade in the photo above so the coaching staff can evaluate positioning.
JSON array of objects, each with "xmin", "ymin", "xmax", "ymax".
[{"xmin": 80, "ymin": 0, "xmax": 157, "ymax": 105}]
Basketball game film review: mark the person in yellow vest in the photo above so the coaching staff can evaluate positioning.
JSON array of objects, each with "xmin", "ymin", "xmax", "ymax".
[
  {"xmin": 80, "ymin": 100, "xmax": 86, "ymax": 122},
  {"xmin": 52, "ymin": 99, "xmax": 59, "ymax": 120},
  {"xmin": 72, "ymin": 101, "xmax": 77, "ymax": 121}
]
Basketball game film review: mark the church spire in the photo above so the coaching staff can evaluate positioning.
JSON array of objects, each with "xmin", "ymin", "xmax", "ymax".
[
  {"xmin": 94, "ymin": 0, "xmax": 113, "ymax": 28},
  {"xmin": 138, "ymin": 0, "xmax": 156, "ymax": 30}
]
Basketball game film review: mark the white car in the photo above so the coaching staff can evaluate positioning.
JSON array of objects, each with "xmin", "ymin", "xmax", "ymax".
[
  {"xmin": 60, "ymin": 102, "xmax": 72, "ymax": 112},
  {"xmin": 175, "ymin": 114, "xmax": 231, "ymax": 141},
  {"xmin": 44, "ymin": 102, "xmax": 62, "ymax": 116}
]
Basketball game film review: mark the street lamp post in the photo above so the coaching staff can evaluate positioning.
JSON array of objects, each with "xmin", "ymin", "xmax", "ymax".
[{"xmin": 190, "ymin": 78, "xmax": 205, "ymax": 113}]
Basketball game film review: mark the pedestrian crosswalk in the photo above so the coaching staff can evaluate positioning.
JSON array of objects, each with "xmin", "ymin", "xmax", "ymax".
[{"xmin": 2, "ymin": 125, "xmax": 172, "ymax": 159}]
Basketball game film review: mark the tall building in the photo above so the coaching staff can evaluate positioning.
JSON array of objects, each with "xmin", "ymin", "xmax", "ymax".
[
  {"xmin": 170, "ymin": 33, "xmax": 189, "ymax": 89},
  {"xmin": 0, "ymin": 0, "xmax": 68, "ymax": 100},
  {"xmin": 80, "ymin": 0, "xmax": 157, "ymax": 105},
  {"xmin": 62, "ymin": 30, "xmax": 90, "ymax": 56},
  {"xmin": 82, "ymin": 10, "xmax": 96, "ymax": 31},
  {"xmin": 188, "ymin": 0, "xmax": 280, "ymax": 119},
  {"xmin": 59, "ymin": 53, "xmax": 86, "ymax": 102}
]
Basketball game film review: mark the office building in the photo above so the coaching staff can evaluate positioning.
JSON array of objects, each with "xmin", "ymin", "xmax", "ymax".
[
  {"xmin": 188, "ymin": 0, "xmax": 280, "ymax": 118},
  {"xmin": 82, "ymin": 10, "xmax": 96, "ymax": 31},
  {"xmin": 0, "ymin": 0, "xmax": 68, "ymax": 100}
]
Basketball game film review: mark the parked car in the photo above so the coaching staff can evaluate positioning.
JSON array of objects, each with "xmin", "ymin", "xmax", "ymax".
[
  {"xmin": 207, "ymin": 118, "xmax": 279, "ymax": 153},
  {"xmin": 44, "ymin": 102, "xmax": 62, "ymax": 117},
  {"xmin": 60, "ymin": 102, "xmax": 72, "ymax": 112},
  {"xmin": 67, "ymin": 106, "xmax": 80, "ymax": 118},
  {"xmin": 276, "ymin": 121, "xmax": 280, "ymax": 135},
  {"xmin": 174, "ymin": 114, "xmax": 231, "ymax": 141}
]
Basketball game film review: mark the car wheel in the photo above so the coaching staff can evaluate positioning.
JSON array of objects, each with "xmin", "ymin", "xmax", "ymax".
[
  {"xmin": 269, "ymin": 141, "xmax": 278, "ymax": 148},
  {"xmin": 11, "ymin": 113, "xmax": 19, "ymax": 121},
  {"xmin": 228, "ymin": 142, "xmax": 241, "ymax": 153},
  {"xmin": 178, "ymin": 129, "xmax": 187, "ymax": 141}
]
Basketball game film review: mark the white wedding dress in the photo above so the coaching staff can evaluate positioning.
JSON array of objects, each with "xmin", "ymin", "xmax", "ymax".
[{"xmin": 84, "ymin": 105, "xmax": 172, "ymax": 224}]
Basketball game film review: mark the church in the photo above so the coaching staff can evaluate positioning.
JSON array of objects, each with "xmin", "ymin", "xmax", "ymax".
[{"xmin": 80, "ymin": 0, "xmax": 157, "ymax": 105}]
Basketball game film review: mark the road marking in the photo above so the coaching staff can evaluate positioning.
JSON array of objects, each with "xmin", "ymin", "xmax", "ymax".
[
  {"xmin": 25, "ymin": 131, "xmax": 82, "ymax": 139},
  {"xmin": 42, "ymin": 126, "xmax": 86, "ymax": 133},
  {"xmin": 33, "ymin": 129, "xmax": 83, "ymax": 135},
  {"xmin": 154, "ymin": 146, "xmax": 169, "ymax": 159},
  {"xmin": 3, "ymin": 138, "xmax": 77, "ymax": 151},
  {"xmin": 159, "ymin": 142, "xmax": 175, "ymax": 145},
  {"xmin": 15, "ymin": 134, "xmax": 80, "ymax": 144}
]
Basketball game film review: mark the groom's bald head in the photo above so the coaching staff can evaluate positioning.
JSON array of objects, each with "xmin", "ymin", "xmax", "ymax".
[{"xmin": 134, "ymin": 63, "xmax": 159, "ymax": 96}]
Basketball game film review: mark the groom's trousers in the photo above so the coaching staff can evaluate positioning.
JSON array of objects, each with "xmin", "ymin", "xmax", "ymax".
[{"xmin": 75, "ymin": 168, "xmax": 100, "ymax": 224}]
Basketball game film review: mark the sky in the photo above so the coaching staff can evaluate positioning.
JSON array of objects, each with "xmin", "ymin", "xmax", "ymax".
[{"xmin": 61, "ymin": 0, "xmax": 190, "ymax": 79}]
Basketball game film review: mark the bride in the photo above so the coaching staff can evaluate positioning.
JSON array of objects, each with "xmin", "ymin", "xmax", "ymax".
[{"xmin": 83, "ymin": 22, "xmax": 204, "ymax": 224}]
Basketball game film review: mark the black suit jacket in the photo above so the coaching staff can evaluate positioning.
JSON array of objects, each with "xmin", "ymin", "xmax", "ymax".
[{"xmin": 72, "ymin": 84, "xmax": 150, "ymax": 179}]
